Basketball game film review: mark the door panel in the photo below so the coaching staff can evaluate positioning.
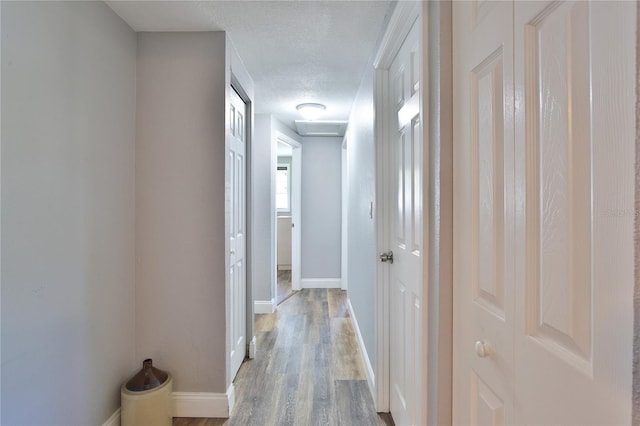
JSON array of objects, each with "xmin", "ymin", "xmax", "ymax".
[
  {"xmin": 522, "ymin": 0, "xmax": 592, "ymax": 370},
  {"xmin": 470, "ymin": 372, "xmax": 504, "ymax": 426},
  {"xmin": 453, "ymin": 1, "xmax": 515, "ymax": 424},
  {"xmin": 229, "ymin": 87, "xmax": 247, "ymax": 381},
  {"xmin": 514, "ymin": 1, "xmax": 634, "ymax": 423}
]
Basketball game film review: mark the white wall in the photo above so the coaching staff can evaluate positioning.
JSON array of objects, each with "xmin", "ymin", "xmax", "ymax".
[
  {"xmin": 136, "ymin": 32, "xmax": 228, "ymax": 393},
  {"xmin": 252, "ymin": 114, "xmax": 273, "ymax": 302},
  {"xmin": 1, "ymin": 2, "xmax": 136, "ymax": 425},
  {"xmin": 301, "ymin": 136, "xmax": 342, "ymax": 280},
  {"xmin": 345, "ymin": 65, "xmax": 377, "ymax": 364}
]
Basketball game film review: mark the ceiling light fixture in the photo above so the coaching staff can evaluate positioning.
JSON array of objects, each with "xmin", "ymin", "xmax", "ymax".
[{"xmin": 296, "ymin": 103, "xmax": 326, "ymax": 120}]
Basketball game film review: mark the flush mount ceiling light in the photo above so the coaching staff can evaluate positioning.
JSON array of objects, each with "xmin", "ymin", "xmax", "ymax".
[{"xmin": 296, "ymin": 103, "xmax": 326, "ymax": 120}]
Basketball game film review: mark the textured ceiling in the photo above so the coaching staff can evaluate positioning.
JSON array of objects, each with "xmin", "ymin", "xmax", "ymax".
[{"xmin": 106, "ymin": 1, "xmax": 393, "ymax": 131}]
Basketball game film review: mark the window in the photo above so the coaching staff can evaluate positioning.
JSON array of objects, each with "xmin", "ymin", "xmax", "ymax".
[{"xmin": 276, "ymin": 164, "xmax": 290, "ymax": 212}]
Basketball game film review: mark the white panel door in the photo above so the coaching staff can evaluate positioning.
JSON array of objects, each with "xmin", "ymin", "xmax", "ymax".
[
  {"xmin": 513, "ymin": 1, "xmax": 634, "ymax": 423},
  {"xmin": 229, "ymin": 87, "xmax": 247, "ymax": 381},
  {"xmin": 453, "ymin": 1, "xmax": 515, "ymax": 425},
  {"xmin": 454, "ymin": 1, "xmax": 635, "ymax": 424},
  {"xmin": 388, "ymin": 20, "xmax": 423, "ymax": 426}
]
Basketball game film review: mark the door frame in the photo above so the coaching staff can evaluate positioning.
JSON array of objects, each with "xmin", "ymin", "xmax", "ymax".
[
  {"xmin": 225, "ymin": 40, "xmax": 255, "ymax": 397},
  {"xmin": 373, "ymin": 1, "xmax": 453, "ymax": 423},
  {"xmin": 341, "ymin": 136, "xmax": 348, "ymax": 291},
  {"xmin": 274, "ymin": 132, "xmax": 302, "ymax": 292},
  {"xmin": 635, "ymin": 4, "xmax": 640, "ymax": 420}
]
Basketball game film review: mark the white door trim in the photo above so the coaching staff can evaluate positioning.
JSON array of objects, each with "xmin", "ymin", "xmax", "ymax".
[
  {"xmin": 341, "ymin": 136, "xmax": 348, "ymax": 291},
  {"xmin": 275, "ymin": 132, "xmax": 302, "ymax": 292},
  {"xmin": 373, "ymin": 0, "xmax": 421, "ymax": 413},
  {"xmin": 226, "ymin": 40, "xmax": 255, "ymax": 384},
  {"xmin": 423, "ymin": 2, "xmax": 453, "ymax": 425}
]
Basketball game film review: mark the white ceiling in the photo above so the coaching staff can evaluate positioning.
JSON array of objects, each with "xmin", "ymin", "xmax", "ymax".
[{"xmin": 106, "ymin": 1, "xmax": 393, "ymax": 131}]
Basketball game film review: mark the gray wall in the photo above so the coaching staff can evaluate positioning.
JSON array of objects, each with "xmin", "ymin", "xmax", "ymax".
[
  {"xmin": 301, "ymin": 136, "xmax": 342, "ymax": 279},
  {"xmin": 1, "ymin": 2, "xmax": 136, "ymax": 424},
  {"xmin": 634, "ymin": 3, "xmax": 640, "ymax": 423},
  {"xmin": 345, "ymin": 64, "xmax": 377, "ymax": 364},
  {"xmin": 252, "ymin": 114, "xmax": 273, "ymax": 302},
  {"xmin": 136, "ymin": 32, "xmax": 228, "ymax": 392}
]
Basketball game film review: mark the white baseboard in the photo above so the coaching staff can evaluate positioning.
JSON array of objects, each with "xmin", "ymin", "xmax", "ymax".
[
  {"xmin": 254, "ymin": 299, "xmax": 275, "ymax": 314},
  {"xmin": 277, "ymin": 264, "xmax": 291, "ymax": 271},
  {"xmin": 301, "ymin": 278, "xmax": 342, "ymax": 289},
  {"xmin": 227, "ymin": 383, "xmax": 235, "ymax": 415},
  {"xmin": 172, "ymin": 384, "xmax": 234, "ymax": 418},
  {"xmin": 102, "ymin": 386, "xmax": 235, "ymax": 422},
  {"xmin": 102, "ymin": 408, "xmax": 120, "ymax": 426},
  {"xmin": 347, "ymin": 298, "xmax": 376, "ymax": 402},
  {"xmin": 249, "ymin": 335, "xmax": 257, "ymax": 359}
]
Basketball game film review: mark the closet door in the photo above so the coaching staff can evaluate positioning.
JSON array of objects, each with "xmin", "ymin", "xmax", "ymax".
[
  {"xmin": 513, "ymin": 1, "xmax": 635, "ymax": 424},
  {"xmin": 455, "ymin": 1, "xmax": 635, "ymax": 424},
  {"xmin": 229, "ymin": 86, "xmax": 247, "ymax": 381},
  {"xmin": 453, "ymin": 1, "xmax": 516, "ymax": 424}
]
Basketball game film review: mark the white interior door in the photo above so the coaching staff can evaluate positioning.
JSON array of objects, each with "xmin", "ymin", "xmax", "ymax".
[
  {"xmin": 453, "ymin": 1, "xmax": 635, "ymax": 424},
  {"xmin": 387, "ymin": 19, "xmax": 423, "ymax": 426},
  {"xmin": 290, "ymin": 142, "xmax": 301, "ymax": 292},
  {"xmin": 453, "ymin": 1, "xmax": 515, "ymax": 424},
  {"xmin": 229, "ymin": 87, "xmax": 247, "ymax": 380}
]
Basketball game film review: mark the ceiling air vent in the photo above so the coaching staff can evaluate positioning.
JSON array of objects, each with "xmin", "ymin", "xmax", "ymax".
[{"xmin": 294, "ymin": 120, "xmax": 348, "ymax": 137}]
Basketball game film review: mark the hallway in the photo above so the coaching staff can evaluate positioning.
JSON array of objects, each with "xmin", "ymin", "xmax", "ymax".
[{"xmin": 174, "ymin": 289, "xmax": 393, "ymax": 426}]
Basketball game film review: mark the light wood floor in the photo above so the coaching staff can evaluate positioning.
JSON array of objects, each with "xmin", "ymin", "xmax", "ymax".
[{"xmin": 174, "ymin": 289, "xmax": 394, "ymax": 426}]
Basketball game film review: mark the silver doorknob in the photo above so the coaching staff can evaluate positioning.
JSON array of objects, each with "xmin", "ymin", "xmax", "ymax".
[
  {"xmin": 475, "ymin": 340, "xmax": 492, "ymax": 358},
  {"xmin": 230, "ymin": 250, "xmax": 236, "ymax": 255},
  {"xmin": 379, "ymin": 251, "xmax": 394, "ymax": 264}
]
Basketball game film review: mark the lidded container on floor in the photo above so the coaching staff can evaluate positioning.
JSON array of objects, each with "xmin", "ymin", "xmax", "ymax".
[{"xmin": 121, "ymin": 359, "xmax": 172, "ymax": 426}]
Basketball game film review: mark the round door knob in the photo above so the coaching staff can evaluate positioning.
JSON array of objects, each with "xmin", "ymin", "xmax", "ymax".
[
  {"xmin": 475, "ymin": 340, "xmax": 492, "ymax": 358},
  {"xmin": 230, "ymin": 250, "xmax": 236, "ymax": 255}
]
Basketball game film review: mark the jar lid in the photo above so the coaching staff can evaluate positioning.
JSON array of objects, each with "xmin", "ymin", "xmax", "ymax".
[{"xmin": 125, "ymin": 359, "xmax": 169, "ymax": 391}]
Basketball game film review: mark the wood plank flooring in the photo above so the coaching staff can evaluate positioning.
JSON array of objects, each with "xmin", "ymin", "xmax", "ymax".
[
  {"xmin": 174, "ymin": 289, "xmax": 393, "ymax": 426},
  {"xmin": 277, "ymin": 270, "xmax": 294, "ymax": 305}
]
